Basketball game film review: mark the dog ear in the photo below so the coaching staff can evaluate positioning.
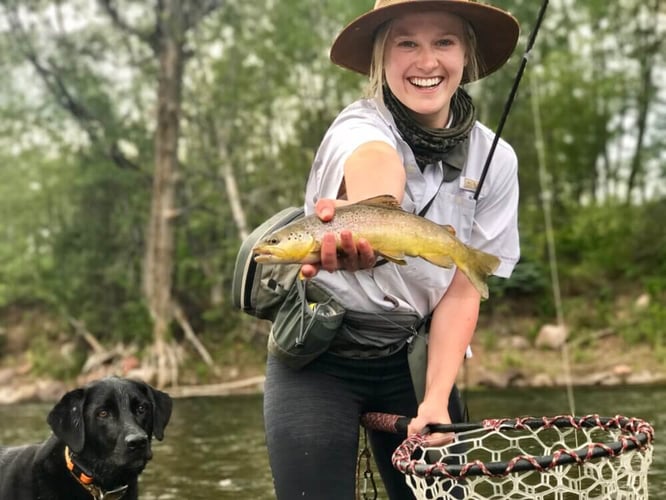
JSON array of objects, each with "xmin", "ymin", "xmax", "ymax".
[
  {"xmin": 135, "ymin": 381, "xmax": 172, "ymax": 440},
  {"xmin": 47, "ymin": 388, "xmax": 86, "ymax": 453},
  {"xmin": 150, "ymin": 387, "xmax": 173, "ymax": 441}
]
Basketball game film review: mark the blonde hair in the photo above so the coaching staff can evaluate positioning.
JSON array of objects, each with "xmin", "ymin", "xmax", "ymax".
[{"xmin": 364, "ymin": 17, "xmax": 482, "ymax": 100}]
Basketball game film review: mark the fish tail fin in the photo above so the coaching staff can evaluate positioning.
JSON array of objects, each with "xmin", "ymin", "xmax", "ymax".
[{"xmin": 457, "ymin": 246, "xmax": 501, "ymax": 300}]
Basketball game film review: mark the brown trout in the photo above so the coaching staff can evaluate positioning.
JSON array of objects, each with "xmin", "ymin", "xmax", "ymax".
[{"xmin": 252, "ymin": 195, "xmax": 500, "ymax": 299}]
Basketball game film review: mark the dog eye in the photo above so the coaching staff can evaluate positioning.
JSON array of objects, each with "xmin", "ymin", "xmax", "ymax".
[
  {"xmin": 96, "ymin": 409, "xmax": 110, "ymax": 419},
  {"xmin": 136, "ymin": 403, "xmax": 148, "ymax": 414}
]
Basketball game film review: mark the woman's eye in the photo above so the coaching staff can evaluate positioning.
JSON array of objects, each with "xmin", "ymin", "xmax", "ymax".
[
  {"xmin": 397, "ymin": 40, "xmax": 416, "ymax": 48},
  {"xmin": 437, "ymin": 38, "xmax": 454, "ymax": 47}
]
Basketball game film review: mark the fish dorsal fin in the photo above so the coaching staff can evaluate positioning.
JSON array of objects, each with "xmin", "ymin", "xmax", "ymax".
[{"xmin": 356, "ymin": 195, "xmax": 402, "ymax": 210}]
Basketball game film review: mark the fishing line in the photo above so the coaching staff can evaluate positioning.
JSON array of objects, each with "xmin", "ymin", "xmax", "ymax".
[
  {"xmin": 472, "ymin": 0, "xmax": 574, "ymax": 413},
  {"xmin": 529, "ymin": 70, "xmax": 576, "ymax": 416},
  {"xmin": 474, "ymin": 0, "xmax": 549, "ymax": 200}
]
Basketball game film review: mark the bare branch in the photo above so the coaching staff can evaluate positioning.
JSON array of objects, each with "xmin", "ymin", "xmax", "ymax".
[
  {"xmin": 97, "ymin": 0, "xmax": 159, "ymax": 52},
  {"xmin": 173, "ymin": 302, "xmax": 214, "ymax": 367},
  {"xmin": 182, "ymin": 0, "xmax": 224, "ymax": 31},
  {"xmin": 4, "ymin": 4, "xmax": 141, "ymax": 171}
]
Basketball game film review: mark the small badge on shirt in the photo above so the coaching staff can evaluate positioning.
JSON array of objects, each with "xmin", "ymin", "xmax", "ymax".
[{"xmin": 460, "ymin": 176, "xmax": 478, "ymax": 192}]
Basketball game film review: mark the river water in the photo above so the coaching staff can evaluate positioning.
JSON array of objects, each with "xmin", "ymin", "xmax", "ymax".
[{"xmin": 1, "ymin": 385, "xmax": 663, "ymax": 499}]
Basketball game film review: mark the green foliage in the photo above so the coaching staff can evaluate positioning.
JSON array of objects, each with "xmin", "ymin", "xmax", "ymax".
[
  {"xmin": 0, "ymin": 0, "xmax": 664, "ymax": 369},
  {"xmin": 489, "ymin": 257, "xmax": 548, "ymax": 298},
  {"xmin": 172, "ymin": 0, "xmax": 367, "ymax": 337},
  {"xmin": 616, "ymin": 297, "xmax": 666, "ymax": 348},
  {"xmin": 42, "ymin": 159, "xmax": 152, "ymax": 343},
  {"xmin": 28, "ymin": 334, "xmax": 86, "ymax": 380},
  {"xmin": 555, "ymin": 200, "xmax": 666, "ymax": 290}
]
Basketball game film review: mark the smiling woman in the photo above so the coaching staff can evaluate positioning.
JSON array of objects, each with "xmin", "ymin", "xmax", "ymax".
[
  {"xmin": 381, "ymin": 12, "xmax": 470, "ymax": 128},
  {"xmin": 259, "ymin": 0, "xmax": 522, "ymax": 499}
]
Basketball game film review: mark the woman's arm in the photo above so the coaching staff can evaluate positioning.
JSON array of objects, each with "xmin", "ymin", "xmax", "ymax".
[
  {"xmin": 301, "ymin": 140, "xmax": 405, "ymax": 277},
  {"xmin": 342, "ymin": 140, "xmax": 405, "ymax": 202},
  {"xmin": 406, "ymin": 268, "xmax": 481, "ymax": 443}
]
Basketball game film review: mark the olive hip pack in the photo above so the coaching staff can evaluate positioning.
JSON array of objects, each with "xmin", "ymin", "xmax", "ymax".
[
  {"xmin": 231, "ymin": 206, "xmax": 304, "ymax": 321},
  {"xmin": 268, "ymin": 278, "xmax": 346, "ymax": 369},
  {"xmin": 232, "ymin": 207, "xmax": 346, "ymax": 369}
]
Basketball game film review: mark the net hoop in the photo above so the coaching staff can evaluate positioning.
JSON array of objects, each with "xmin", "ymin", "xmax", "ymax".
[
  {"xmin": 395, "ymin": 415, "xmax": 653, "ymax": 479},
  {"xmin": 361, "ymin": 413, "xmax": 654, "ymax": 480}
]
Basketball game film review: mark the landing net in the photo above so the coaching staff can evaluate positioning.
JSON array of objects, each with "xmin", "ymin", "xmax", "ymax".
[{"xmin": 361, "ymin": 413, "xmax": 654, "ymax": 500}]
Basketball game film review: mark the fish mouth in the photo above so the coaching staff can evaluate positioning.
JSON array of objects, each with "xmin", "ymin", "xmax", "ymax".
[
  {"xmin": 252, "ymin": 245, "xmax": 285, "ymax": 263},
  {"xmin": 253, "ymin": 253, "xmax": 282, "ymax": 264},
  {"xmin": 253, "ymin": 249, "xmax": 320, "ymax": 265},
  {"xmin": 252, "ymin": 235, "xmax": 319, "ymax": 264}
]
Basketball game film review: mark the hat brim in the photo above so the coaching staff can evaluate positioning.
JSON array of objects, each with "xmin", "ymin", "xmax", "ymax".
[{"xmin": 330, "ymin": 0, "xmax": 520, "ymax": 82}]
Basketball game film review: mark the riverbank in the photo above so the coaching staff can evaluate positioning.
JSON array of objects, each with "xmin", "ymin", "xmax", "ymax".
[{"xmin": 1, "ymin": 324, "xmax": 664, "ymax": 405}]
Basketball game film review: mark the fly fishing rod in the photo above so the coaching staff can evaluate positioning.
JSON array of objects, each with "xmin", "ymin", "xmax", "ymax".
[{"xmin": 473, "ymin": 0, "xmax": 549, "ymax": 200}]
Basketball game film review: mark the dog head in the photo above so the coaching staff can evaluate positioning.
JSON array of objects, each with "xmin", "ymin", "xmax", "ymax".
[{"xmin": 47, "ymin": 377, "xmax": 172, "ymax": 488}]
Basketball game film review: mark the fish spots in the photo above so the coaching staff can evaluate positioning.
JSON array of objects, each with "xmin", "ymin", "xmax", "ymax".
[{"xmin": 287, "ymin": 231, "xmax": 308, "ymax": 242}]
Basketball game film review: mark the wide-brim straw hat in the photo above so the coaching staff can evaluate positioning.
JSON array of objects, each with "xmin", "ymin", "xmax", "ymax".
[{"xmin": 330, "ymin": 0, "xmax": 520, "ymax": 82}]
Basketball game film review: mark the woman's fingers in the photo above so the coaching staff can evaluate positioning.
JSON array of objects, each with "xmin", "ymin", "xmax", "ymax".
[
  {"xmin": 300, "ymin": 199, "xmax": 376, "ymax": 276},
  {"xmin": 356, "ymin": 238, "xmax": 376, "ymax": 268},
  {"xmin": 321, "ymin": 232, "xmax": 376, "ymax": 273},
  {"xmin": 422, "ymin": 432, "xmax": 455, "ymax": 447},
  {"xmin": 314, "ymin": 198, "xmax": 336, "ymax": 221},
  {"xmin": 300, "ymin": 263, "xmax": 320, "ymax": 279},
  {"xmin": 408, "ymin": 415, "xmax": 455, "ymax": 446},
  {"xmin": 319, "ymin": 232, "xmax": 339, "ymax": 272}
]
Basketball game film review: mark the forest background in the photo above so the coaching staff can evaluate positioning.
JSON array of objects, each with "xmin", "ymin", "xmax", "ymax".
[{"xmin": 0, "ymin": 0, "xmax": 664, "ymax": 393}]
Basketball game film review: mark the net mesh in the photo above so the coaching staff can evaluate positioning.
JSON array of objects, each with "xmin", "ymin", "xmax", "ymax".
[{"xmin": 393, "ymin": 415, "xmax": 654, "ymax": 500}]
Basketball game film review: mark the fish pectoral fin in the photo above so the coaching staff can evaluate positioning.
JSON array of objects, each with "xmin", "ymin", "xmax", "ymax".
[
  {"xmin": 296, "ymin": 237, "xmax": 320, "ymax": 262},
  {"xmin": 377, "ymin": 250, "xmax": 407, "ymax": 265},
  {"xmin": 441, "ymin": 224, "xmax": 456, "ymax": 236},
  {"xmin": 422, "ymin": 254, "xmax": 455, "ymax": 268}
]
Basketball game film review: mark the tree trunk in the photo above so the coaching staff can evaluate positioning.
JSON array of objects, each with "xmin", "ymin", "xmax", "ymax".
[
  {"xmin": 143, "ymin": 0, "xmax": 185, "ymax": 388},
  {"xmin": 625, "ymin": 0, "xmax": 659, "ymax": 204}
]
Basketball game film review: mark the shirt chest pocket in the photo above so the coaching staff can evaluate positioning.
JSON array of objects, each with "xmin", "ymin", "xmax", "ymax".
[{"xmin": 430, "ymin": 190, "xmax": 477, "ymax": 244}]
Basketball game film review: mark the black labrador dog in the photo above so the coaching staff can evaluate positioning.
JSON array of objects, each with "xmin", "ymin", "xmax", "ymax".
[{"xmin": 0, "ymin": 376, "xmax": 172, "ymax": 500}]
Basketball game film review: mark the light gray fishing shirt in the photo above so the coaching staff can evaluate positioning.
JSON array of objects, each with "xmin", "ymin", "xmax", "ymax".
[{"xmin": 304, "ymin": 97, "xmax": 519, "ymax": 348}]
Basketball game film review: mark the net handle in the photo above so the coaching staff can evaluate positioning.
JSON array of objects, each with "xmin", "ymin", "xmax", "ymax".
[{"xmin": 360, "ymin": 412, "xmax": 482, "ymax": 435}]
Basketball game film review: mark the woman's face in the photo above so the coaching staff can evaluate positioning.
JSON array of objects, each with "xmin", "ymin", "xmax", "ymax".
[{"xmin": 384, "ymin": 11, "xmax": 467, "ymax": 128}]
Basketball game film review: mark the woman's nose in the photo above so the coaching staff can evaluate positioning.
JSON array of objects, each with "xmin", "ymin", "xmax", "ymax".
[{"xmin": 416, "ymin": 47, "xmax": 438, "ymax": 71}]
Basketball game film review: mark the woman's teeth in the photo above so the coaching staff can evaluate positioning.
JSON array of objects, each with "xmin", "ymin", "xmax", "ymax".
[{"xmin": 409, "ymin": 77, "xmax": 442, "ymax": 88}]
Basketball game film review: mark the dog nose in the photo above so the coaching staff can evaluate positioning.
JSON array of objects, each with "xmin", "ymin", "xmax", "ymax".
[{"xmin": 125, "ymin": 433, "xmax": 148, "ymax": 450}]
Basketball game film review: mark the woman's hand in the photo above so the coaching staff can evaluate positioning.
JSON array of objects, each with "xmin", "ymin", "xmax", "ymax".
[
  {"xmin": 300, "ymin": 198, "xmax": 376, "ymax": 278},
  {"xmin": 408, "ymin": 404, "xmax": 454, "ymax": 447}
]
